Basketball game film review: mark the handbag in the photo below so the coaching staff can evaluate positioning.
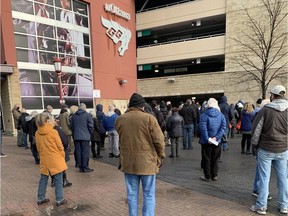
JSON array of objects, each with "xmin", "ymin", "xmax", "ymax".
[{"xmin": 236, "ymin": 121, "xmax": 241, "ymax": 130}]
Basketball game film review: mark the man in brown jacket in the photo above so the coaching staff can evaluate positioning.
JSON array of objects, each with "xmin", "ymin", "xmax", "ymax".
[{"xmin": 115, "ymin": 93, "xmax": 165, "ymax": 216}]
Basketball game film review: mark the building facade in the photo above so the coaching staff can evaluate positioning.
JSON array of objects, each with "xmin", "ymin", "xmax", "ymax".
[
  {"xmin": 1, "ymin": 0, "xmax": 136, "ymax": 134},
  {"xmin": 135, "ymin": 0, "xmax": 288, "ymax": 105}
]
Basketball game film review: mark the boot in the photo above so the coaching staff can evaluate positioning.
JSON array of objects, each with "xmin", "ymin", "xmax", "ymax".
[{"xmin": 63, "ymin": 180, "xmax": 72, "ymax": 187}]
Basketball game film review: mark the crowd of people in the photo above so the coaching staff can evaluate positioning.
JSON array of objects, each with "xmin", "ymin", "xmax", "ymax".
[{"xmin": 7, "ymin": 84, "xmax": 287, "ymax": 215}]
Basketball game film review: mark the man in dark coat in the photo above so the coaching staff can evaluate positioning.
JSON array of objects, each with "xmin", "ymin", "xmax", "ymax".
[
  {"xmin": 166, "ymin": 107, "xmax": 184, "ymax": 158},
  {"xmin": 71, "ymin": 103, "xmax": 94, "ymax": 173},
  {"xmin": 218, "ymin": 96, "xmax": 233, "ymax": 151},
  {"xmin": 12, "ymin": 104, "xmax": 22, "ymax": 147},
  {"xmin": 179, "ymin": 99, "xmax": 197, "ymax": 150},
  {"xmin": 18, "ymin": 108, "xmax": 29, "ymax": 149},
  {"xmin": 96, "ymin": 104, "xmax": 106, "ymax": 149}
]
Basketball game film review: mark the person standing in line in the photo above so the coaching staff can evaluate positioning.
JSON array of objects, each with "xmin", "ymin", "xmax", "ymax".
[
  {"xmin": 199, "ymin": 98, "xmax": 226, "ymax": 182},
  {"xmin": 229, "ymin": 103, "xmax": 239, "ymax": 138},
  {"xmin": 35, "ymin": 112, "xmax": 67, "ymax": 206},
  {"xmin": 115, "ymin": 93, "xmax": 165, "ymax": 216},
  {"xmin": 250, "ymin": 85, "xmax": 288, "ymax": 215},
  {"xmin": 178, "ymin": 99, "xmax": 197, "ymax": 150},
  {"xmin": 71, "ymin": 103, "xmax": 94, "ymax": 173},
  {"xmin": 251, "ymin": 99, "xmax": 271, "ymax": 200},
  {"xmin": 18, "ymin": 108, "xmax": 30, "ymax": 149},
  {"xmin": 103, "ymin": 105, "xmax": 119, "ymax": 158},
  {"xmin": 59, "ymin": 104, "xmax": 72, "ymax": 152},
  {"xmin": 240, "ymin": 102, "xmax": 255, "ymax": 155},
  {"xmin": 218, "ymin": 96, "xmax": 233, "ymax": 151},
  {"xmin": 26, "ymin": 111, "xmax": 39, "ymax": 164},
  {"xmin": 166, "ymin": 107, "xmax": 184, "ymax": 158},
  {"xmin": 12, "ymin": 104, "xmax": 22, "ymax": 147},
  {"xmin": 151, "ymin": 100, "xmax": 166, "ymax": 131},
  {"xmin": 96, "ymin": 104, "xmax": 107, "ymax": 150},
  {"xmin": 44, "ymin": 105, "xmax": 53, "ymax": 114},
  {"xmin": 0, "ymin": 103, "xmax": 7, "ymax": 157},
  {"xmin": 69, "ymin": 105, "xmax": 78, "ymax": 167},
  {"xmin": 90, "ymin": 110, "xmax": 103, "ymax": 159},
  {"xmin": 53, "ymin": 116, "xmax": 72, "ymax": 188}
]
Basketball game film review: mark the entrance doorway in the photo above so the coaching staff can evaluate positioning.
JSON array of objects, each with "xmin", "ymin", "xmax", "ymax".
[{"xmin": 144, "ymin": 92, "xmax": 224, "ymax": 107}]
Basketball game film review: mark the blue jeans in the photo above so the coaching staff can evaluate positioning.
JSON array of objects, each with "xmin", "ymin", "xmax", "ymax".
[
  {"xmin": 222, "ymin": 127, "xmax": 229, "ymax": 151},
  {"xmin": 182, "ymin": 124, "xmax": 194, "ymax": 149},
  {"xmin": 125, "ymin": 173, "xmax": 156, "ymax": 216},
  {"xmin": 37, "ymin": 172, "xmax": 64, "ymax": 203},
  {"xmin": 256, "ymin": 148, "xmax": 288, "ymax": 209},
  {"xmin": 253, "ymin": 155, "xmax": 259, "ymax": 193}
]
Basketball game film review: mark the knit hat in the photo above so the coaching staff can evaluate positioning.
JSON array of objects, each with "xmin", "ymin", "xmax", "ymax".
[
  {"xmin": 207, "ymin": 98, "xmax": 220, "ymax": 111},
  {"xmin": 129, "ymin": 93, "xmax": 145, "ymax": 108}
]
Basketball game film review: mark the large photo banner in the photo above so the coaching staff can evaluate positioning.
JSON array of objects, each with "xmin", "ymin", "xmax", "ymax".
[{"xmin": 12, "ymin": 0, "xmax": 93, "ymax": 110}]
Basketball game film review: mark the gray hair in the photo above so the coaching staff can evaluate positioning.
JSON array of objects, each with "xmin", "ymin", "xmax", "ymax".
[
  {"xmin": 30, "ymin": 111, "xmax": 38, "ymax": 117},
  {"xmin": 90, "ymin": 110, "xmax": 96, "ymax": 118},
  {"xmin": 79, "ymin": 103, "xmax": 86, "ymax": 110}
]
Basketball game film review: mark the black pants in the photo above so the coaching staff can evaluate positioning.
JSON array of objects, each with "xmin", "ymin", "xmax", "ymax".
[
  {"xmin": 91, "ymin": 141, "xmax": 101, "ymax": 157},
  {"xmin": 241, "ymin": 134, "xmax": 252, "ymax": 152},
  {"xmin": 100, "ymin": 133, "xmax": 106, "ymax": 148},
  {"xmin": 201, "ymin": 144, "xmax": 221, "ymax": 179}
]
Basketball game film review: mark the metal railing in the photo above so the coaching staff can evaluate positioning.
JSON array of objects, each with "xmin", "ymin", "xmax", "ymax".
[
  {"xmin": 137, "ymin": 33, "xmax": 225, "ymax": 49},
  {"xmin": 136, "ymin": 0, "xmax": 197, "ymax": 13}
]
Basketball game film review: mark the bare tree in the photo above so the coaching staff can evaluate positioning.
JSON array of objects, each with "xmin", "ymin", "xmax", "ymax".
[{"xmin": 231, "ymin": 0, "xmax": 287, "ymax": 98}]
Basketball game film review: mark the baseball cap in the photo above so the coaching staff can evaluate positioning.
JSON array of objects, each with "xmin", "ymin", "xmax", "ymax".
[{"xmin": 270, "ymin": 85, "xmax": 286, "ymax": 95}]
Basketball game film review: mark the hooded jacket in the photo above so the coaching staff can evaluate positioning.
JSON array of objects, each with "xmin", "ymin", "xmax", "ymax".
[
  {"xmin": 115, "ymin": 107, "xmax": 165, "ymax": 175},
  {"xmin": 219, "ymin": 96, "xmax": 233, "ymax": 126},
  {"xmin": 252, "ymin": 99, "xmax": 288, "ymax": 153},
  {"xmin": 199, "ymin": 107, "xmax": 226, "ymax": 145},
  {"xmin": 103, "ymin": 111, "xmax": 118, "ymax": 131},
  {"xmin": 96, "ymin": 104, "xmax": 106, "ymax": 134},
  {"xmin": 35, "ymin": 123, "xmax": 67, "ymax": 176},
  {"xmin": 71, "ymin": 109, "xmax": 94, "ymax": 141}
]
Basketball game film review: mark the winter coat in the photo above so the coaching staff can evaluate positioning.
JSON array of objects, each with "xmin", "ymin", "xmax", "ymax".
[
  {"xmin": 152, "ymin": 107, "xmax": 165, "ymax": 131},
  {"xmin": 219, "ymin": 96, "xmax": 233, "ymax": 126},
  {"xmin": 59, "ymin": 109, "xmax": 72, "ymax": 136},
  {"xmin": 26, "ymin": 116, "xmax": 37, "ymax": 144},
  {"xmin": 179, "ymin": 104, "xmax": 197, "ymax": 125},
  {"xmin": 240, "ymin": 110, "xmax": 255, "ymax": 134},
  {"xmin": 54, "ymin": 125, "xmax": 70, "ymax": 162},
  {"xmin": 18, "ymin": 113, "xmax": 29, "ymax": 133},
  {"xmin": 252, "ymin": 99, "xmax": 288, "ymax": 153},
  {"xmin": 96, "ymin": 104, "xmax": 106, "ymax": 134},
  {"xmin": 103, "ymin": 111, "xmax": 118, "ymax": 131},
  {"xmin": 166, "ymin": 113, "xmax": 184, "ymax": 138},
  {"xmin": 35, "ymin": 123, "xmax": 67, "ymax": 176},
  {"xmin": 115, "ymin": 107, "xmax": 165, "ymax": 175},
  {"xmin": 199, "ymin": 108, "xmax": 226, "ymax": 145},
  {"xmin": 71, "ymin": 109, "xmax": 94, "ymax": 141},
  {"xmin": 12, "ymin": 107, "xmax": 21, "ymax": 129},
  {"xmin": 91, "ymin": 117, "xmax": 101, "ymax": 142}
]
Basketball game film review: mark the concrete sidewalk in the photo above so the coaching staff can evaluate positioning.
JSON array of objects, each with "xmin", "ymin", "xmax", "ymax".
[{"xmin": 1, "ymin": 136, "xmax": 260, "ymax": 215}]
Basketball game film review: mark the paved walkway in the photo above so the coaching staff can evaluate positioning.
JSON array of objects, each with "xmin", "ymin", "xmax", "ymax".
[{"xmin": 1, "ymin": 136, "xmax": 265, "ymax": 215}]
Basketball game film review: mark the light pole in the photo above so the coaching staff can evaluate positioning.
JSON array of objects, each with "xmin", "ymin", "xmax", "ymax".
[{"xmin": 53, "ymin": 58, "xmax": 63, "ymax": 105}]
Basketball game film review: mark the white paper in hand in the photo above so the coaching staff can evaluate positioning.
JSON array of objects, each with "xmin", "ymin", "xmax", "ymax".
[{"xmin": 208, "ymin": 138, "xmax": 219, "ymax": 146}]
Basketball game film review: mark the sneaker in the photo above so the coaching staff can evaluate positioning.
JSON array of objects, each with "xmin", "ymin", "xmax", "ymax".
[
  {"xmin": 37, "ymin": 198, "xmax": 50, "ymax": 205},
  {"xmin": 109, "ymin": 153, "xmax": 114, "ymax": 158},
  {"xmin": 250, "ymin": 205, "xmax": 267, "ymax": 215},
  {"xmin": 56, "ymin": 199, "xmax": 67, "ymax": 207},
  {"xmin": 168, "ymin": 155, "xmax": 174, "ymax": 158},
  {"xmin": 251, "ymin": 192, "xmax": 272, "ymax": 200},
  {"xmin": 96, "ymin": 155, "xmax": 103, "ymax": 159},
  {"xmin": 200, "ymin": 176, "xmax": 211, "ymax": 182},
  {"xmin": 63, "ymin": 180, "xmax": 72, "ymax": 188},
  {"xmin": 280, "ymin": 208, "xmax": 288, "ymax": 214},
  {"xmin": 0, "ymin": 153, "xmax": 7, "ymax": 158},
  {"xmin": 252, "ymin": 191, "xmax": 258, "ymax": 197},
  {"xmin": 212, "ymin": 176, "xmax": 218, "ymax": 181}
]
